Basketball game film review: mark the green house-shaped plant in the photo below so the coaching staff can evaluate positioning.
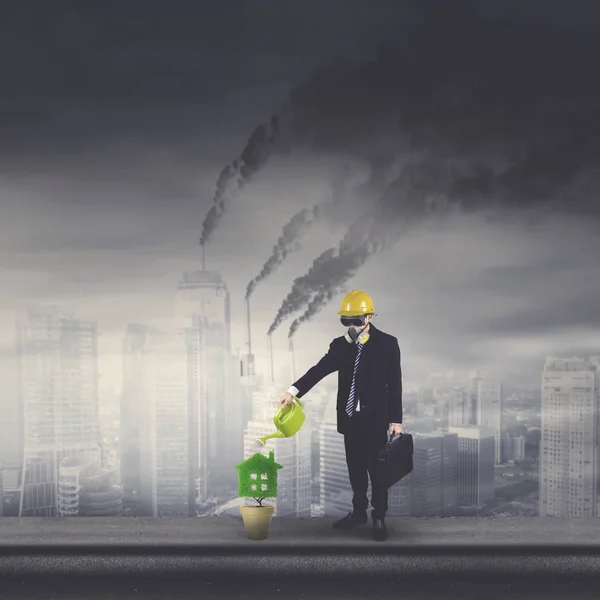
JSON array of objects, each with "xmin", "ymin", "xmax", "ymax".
[{"xmin": 235, "ymin": 450, "xmax": 283, "ymax": 503}]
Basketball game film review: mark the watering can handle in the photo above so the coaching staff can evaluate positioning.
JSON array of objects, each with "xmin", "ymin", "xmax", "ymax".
[{"xmin": 293, "ymin": 396, "xmax": 303, "ymax": 408}]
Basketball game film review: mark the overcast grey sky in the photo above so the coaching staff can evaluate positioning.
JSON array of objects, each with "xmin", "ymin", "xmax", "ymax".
[{"xmin": 1, "ymin": 0, "xmax": 599, "ymax": 393}]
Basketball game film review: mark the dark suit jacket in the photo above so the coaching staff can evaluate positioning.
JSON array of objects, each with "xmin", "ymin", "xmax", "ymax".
[{"xmin": 292, "ymin": 324, "xmax": 402, "ymax": 435}]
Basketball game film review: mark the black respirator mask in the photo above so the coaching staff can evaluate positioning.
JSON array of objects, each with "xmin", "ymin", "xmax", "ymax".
[{"xmin": 341, "ymin": 315, "xmax": 370, "ymax": 343}]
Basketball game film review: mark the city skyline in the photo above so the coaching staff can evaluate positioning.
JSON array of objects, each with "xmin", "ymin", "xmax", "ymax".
[
  {"xmin": 1, "ymin": 0, "xmax": 599, "ymax": 523},
  {"xmin": 3, "ymin": 292, "xmax": 599, "ymax": 519}
]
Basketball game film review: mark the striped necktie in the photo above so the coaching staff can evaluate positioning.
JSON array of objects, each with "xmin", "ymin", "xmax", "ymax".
[{"xmin": 345, "ymin": 342, "xmax": 364, "ymax": 417}]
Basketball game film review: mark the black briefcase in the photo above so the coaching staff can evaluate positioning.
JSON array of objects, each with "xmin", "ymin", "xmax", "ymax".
[{"xmin": 377, "ymin": 432, "xmax": 414, "ymax": 489}]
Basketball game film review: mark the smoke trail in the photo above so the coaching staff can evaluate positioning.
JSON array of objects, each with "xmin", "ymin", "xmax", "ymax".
[
  {"xmin": 284, "ymin": 132, "xmax": 600, "ymax": 337},
  {"xmin": 260, "ymin": 3, "xmax": 599, "ymax": 337},
  {"xmin": 245, "ymin": 204, "xmax": 321, "ymax": 299},
  {"xmin": 201, "ymin": 2, "xmax": 598, "ymax": 255},
  {"xmin": 283, "ymin": 163, "xmax": 452, "ymax": 338},
  {"xmin": 199, "ymin": 114, "xmax": 283, "ymax": 247},
  {"xmin": 245, "ymin": 158, "xmax": 383, "ymax": 299},
  {"xmin": 266, "ymin": 247, "xmax": 338, "ymax": 336}
]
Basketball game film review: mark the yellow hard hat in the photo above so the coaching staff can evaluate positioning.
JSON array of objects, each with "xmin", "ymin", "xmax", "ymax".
[{"xmin": 338, "ymin": 290, "xmax": 375, "ymax": 317}]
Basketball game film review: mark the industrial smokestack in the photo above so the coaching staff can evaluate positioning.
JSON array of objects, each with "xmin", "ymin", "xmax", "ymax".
[
  {"xmin": 288, "ymin": 338, "xmax": 296, "ymax": 381},
  {"xmin": 201, "ymin": 243, "xmax": 206, "ymax": 271},
  {"xmin": 239, "ymin": 296, "xmax": 255, "ymax": 377},
  {"xmin": 268, "ymin": 333, "xmax": 275, "ymax": 384},
  {"xmin": 245, "ymin": 297, "xmax": 252, "ymax": 356}
]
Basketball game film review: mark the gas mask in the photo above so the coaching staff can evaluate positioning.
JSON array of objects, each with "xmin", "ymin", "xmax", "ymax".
[{"xmin": 341, "ymin": 315, "xmax": 371, "ymax": 344}]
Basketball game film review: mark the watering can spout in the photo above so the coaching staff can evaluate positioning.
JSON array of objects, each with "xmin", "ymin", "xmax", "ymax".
[
  {"xmin": 257, "ymin": 431, "xmax": 287, "ymax": 445},
  {"xmin": 257, "ymin": 396, "xmax": 306, "ymax": 446}
]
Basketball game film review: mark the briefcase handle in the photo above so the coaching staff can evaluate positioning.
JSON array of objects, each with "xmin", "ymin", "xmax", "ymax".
[
  {"xmin": 387, "ymin": 432, "xmax": 402, "ymax": 446},
  {"xmin": 377, "ymin": 432, "xmax": 403, "ymax": 462}
]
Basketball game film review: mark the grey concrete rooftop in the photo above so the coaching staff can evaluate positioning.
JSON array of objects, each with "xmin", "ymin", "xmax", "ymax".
[
  {"xmin": 1, "ymin": 516, "xmax": 600, "ymax": 577},
  {"xmin": 2, "ymin": 515, "xmax": 600, "ymax": 551},
  {"xmin": 3, "ymin": 518, "xmax": 600, "ymax": 599}
]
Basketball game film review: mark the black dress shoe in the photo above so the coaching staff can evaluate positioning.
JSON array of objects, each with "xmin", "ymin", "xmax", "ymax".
[
  {"xmin": 332, "ymin": 511, "xmax": 368, "ymax": 529},
  {"xmin": 372, "ymin": 517, "xmax": 388, "ymax": 541}
]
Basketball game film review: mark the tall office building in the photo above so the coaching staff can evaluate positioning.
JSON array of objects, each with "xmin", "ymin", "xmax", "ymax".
[
  {"xmin": 121, "ymin": 327, "xmax": 197, "ymax": 517},
  {"xmin": 448, "ymin": 376, "xmax": 504, "ymax": 466},
  {"xmin": 120, "ymin": 323, "xmax": 153, "ymax": 515},
  {"xmin": 512, "ymin": 435, "xmax": 526, "ymax": 461},
  {"xmin": 0, "ymin": 365, "xmax": 22, "ymax": 507},
  {"xmin": 539, "ymin": 356, "xmax": 600, "ymax": 517},
  {"xmin": 144, "ymin": 331, "xmax": 192, "ymax": 517},
  {"xmin": 0, "ymin": 364, "xmax": 22, "ymax": 476},
  {"xmin": 239, "ymin": 348, "xmax": 261, "ymax": 436},
  {"xmin": 448, "ymin": 387, "xmax": 472, "ymax": 427},
  {"xmin": 306, "ymin": 386, "xmax": 330, "ymax": 514},
  {"xmin": 474, "ymin": 377, "xmax": 504, "ymax": 465},
  {"xmin": 319, "ymin": 400, "xmax": 353, "ymax": 517},
  {"xmin": 243, "ymin": 383, "xmax": 312, "ymax": 516},
  {"xmin": 440, "ymin": 431, "xmax": 460, "ymax": 515},
  {"xmin": 18, "ymin": 307, "xmax": 101, "ymax": 516},
  {"xmin": 409, "ymin": 432, "xmax": 459, "ymax": 517},
  {"xmin": 176, "ymin": 270, "xmax": 240, "ymax": 499},
  {"xmin": 449, "ymin": 425, "xmax": 495, "ymax": 509}
]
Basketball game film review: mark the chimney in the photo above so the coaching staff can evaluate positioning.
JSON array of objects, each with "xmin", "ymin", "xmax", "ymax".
[
  {"xmin": 245, "ymin": 297, "xmax": 252, "ymax": 356},
  {"xmin": 268, "ymin": 333, "xmax": 275, "ymax": 383},
  {"xmin": 288, "ymin": 338, "xmax": 296, "ymax": 381},
  {"xmin": 201, "ymin": 242, "xmax": 206, "ymax": 271},
  {"xmin": 241, "ymin": 296, "xmax": 255, "ymax": 377}
]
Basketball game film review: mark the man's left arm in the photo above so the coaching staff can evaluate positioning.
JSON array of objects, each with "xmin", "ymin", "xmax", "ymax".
[{"xmin": 387, "ymin": 337, "xmax": 403, "ymax": 434}]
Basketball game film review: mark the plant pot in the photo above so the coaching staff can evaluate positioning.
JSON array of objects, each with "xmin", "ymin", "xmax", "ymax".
[{"xmin": 239, "ymin": 505, "xmax": 275, "ymax": 540}]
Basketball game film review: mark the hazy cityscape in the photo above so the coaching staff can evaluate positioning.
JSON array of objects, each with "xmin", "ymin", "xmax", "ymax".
[
  {"xmin": 1, "ymin": 1, "xmax": 599, "ymax": 529},
  {"xmin": 1, "ymin": 271, "xmax": 598, "ymax": 521}
]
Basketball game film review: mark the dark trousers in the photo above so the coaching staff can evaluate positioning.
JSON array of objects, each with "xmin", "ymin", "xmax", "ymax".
[{"xmin": 343, "ymin": 411, "xmax": 388, "ymax": 520}]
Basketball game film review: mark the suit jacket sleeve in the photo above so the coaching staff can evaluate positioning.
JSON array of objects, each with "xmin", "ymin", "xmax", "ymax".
[
  {"xmin": 387, "ymin": 338, "xmax": 403, "ymax": 423},
  {"xmin": 292, "ymin": 341, "xmax": 339, "ymax": 398}
]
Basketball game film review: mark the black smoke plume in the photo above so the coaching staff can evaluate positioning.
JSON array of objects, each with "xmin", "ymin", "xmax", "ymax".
[
  {"xmin": 199, "ymin": 115, "xmax": 283, "ymax": 247},
  {"xmin": 260, "ymin": 3, "xmax": 599, "ymax": 336},
  {"xmin": 245, "ymin": 204, "xmax": 321, "ymax": 299},
  {"xmin": 282, "ymin": 162, "xmax": 454, "ymax": 337},
  {"xmin": 245, "ymin": 159, "xmax": 387, "ymax": 299}
]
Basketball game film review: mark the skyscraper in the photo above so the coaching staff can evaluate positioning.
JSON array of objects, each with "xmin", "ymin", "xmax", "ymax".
[
  {"xmin": 409, "ymin": 432, "xmax": 459, "ymax": 517},
  {"xmin": 319, "ymin": 399, "xmax": 353, "ymax": 517},
  {"xmin": 18, "ymin": 307, "xmax": 101, "ymax": 516},
  {"xmin": 145, "ymin": 333, "xmax": 190, "ymax": 517},
  {"xmin": 448, "ymin": 386, "xmax": 472, "ymax": 427},
  {"xmin": 120, "ymin": 323, "xmax": 153, "ymax": 515},
  {"xmin": 448, "ymin": 375, "xmax": 504, "ymax": 466},
  {"xmin": 475, "ymin": 377, "xmax": 504, "ymax": 465},
  {"xmin": 0, "ymin": 360, "xmax": 22, "ymax": 475},
  {"xmin": 176, "ymin": 270, "xmax": 240, "ymax": 499},
  {"xmin": 448, "ymin": 425, "xmax": 495, "ymax": 509},
  {"xmin": 539, "ymin": 356, "xmax": 600, "ymax": 517},
  {"xmin": 121, "ymin": 326, "xmax": 197, "ymax": 517}
]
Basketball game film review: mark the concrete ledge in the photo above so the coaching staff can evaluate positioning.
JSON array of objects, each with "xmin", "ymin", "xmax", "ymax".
[{"xmin": 1, "ymin": 517, "xmax": 600, "ymax": 579}]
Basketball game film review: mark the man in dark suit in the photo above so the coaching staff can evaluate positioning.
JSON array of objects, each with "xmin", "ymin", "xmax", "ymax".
[{"xmin": 279, "ymin": 290, "xmax": 402, "ymax": 541}]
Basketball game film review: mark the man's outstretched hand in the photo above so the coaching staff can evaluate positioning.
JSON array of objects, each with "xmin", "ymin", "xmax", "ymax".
[
  {"xmin": 388, "ymin": 423, "xmax": 403, "ymax": 436},
  {"xmin": 279, "ymin": 392, "xmax": 293, "ymax": 408}
]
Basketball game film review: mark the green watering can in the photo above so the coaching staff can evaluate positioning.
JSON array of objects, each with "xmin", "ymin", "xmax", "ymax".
[{"xmin": 258, "ymin": 396, "xmax": 306, "ymax": 446}]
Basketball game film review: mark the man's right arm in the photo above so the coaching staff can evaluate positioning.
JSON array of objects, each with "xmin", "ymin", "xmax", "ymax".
[{"xmin": 285, "ymin": 341, "xmax": 339, "ymax": 400}]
